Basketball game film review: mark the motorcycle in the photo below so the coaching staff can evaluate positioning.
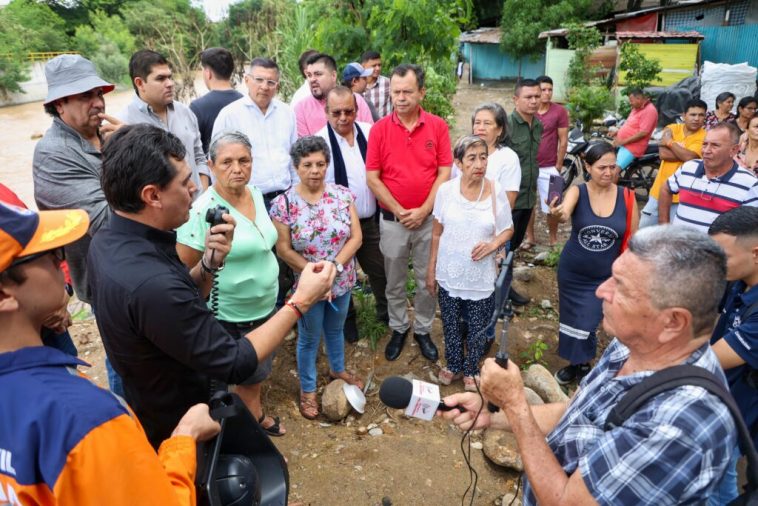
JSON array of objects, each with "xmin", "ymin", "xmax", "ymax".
[{"xmin": 560, "ymin": 117, "xmax": 660, "ymax": 201}]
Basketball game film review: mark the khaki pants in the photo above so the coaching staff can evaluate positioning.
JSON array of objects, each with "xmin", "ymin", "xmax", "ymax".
[{"xmin": 379, "ymin": 215, "xmax": 436, "ymax": 335}]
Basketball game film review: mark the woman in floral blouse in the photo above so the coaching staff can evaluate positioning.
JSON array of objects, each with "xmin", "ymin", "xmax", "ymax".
[{"xmin": 270, "ymin": 136, "xmax": 363, "ymax": 419}]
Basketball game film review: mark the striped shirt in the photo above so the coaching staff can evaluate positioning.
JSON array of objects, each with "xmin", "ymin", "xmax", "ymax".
[
  {"xmin": 667, "ymin": 159, "xmax": 758, "ymax": 233},
  {"xmin": 523, "ymin": 339, "xmax": 736, "ymax": 505},
  {"xmin": 363, "ymin": 75, "xmax": 391, "ymax": 118}
]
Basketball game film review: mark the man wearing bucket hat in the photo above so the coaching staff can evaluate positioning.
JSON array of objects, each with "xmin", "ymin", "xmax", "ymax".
[
  {"xmin": 0, "ymin": 203, "xmax": 221, "ymax": 505},
  {"xmin": 32, "ymin": 54, "xmax": 125, "ymax": 395}
]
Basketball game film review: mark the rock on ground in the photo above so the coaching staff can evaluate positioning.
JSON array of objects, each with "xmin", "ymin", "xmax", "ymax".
[
  {"xmin": 513, "ymin": 266, "xmax": 533, "ymax": 283},
  {"xmin": 483, "ymin": 429, "xmax": 523, "ymax": 471},
  {"xmin": 523, "ymin": 387, "xmax": 544, "ymax": 406},
  {"xmin": 522, "ymin": 364, "xmax": 568, "ymax": 403},
  {"xmin": 321, "ymin": 379, "xmax": 351, "ymax": 421},
  {"xmin": 501, "ymin": 492, "xmax": 522, "ymax": 506}
]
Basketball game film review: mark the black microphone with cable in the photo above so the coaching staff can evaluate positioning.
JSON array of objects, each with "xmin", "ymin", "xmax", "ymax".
[{"xmin": 379, "ymin": 376, "xmax": 466, "ymax": 413}]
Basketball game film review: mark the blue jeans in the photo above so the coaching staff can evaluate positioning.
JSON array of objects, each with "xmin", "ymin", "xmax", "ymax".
[
  {"xmin": 709, "ymin": 446, "xmax": 739, "ymax": 506},
  {"xmin": 616, "ymin": 146, "xmax": 636, "ymax": 170},
  {"xmin": 296, "ymin": 292, "xmax": 351, "ymax": 393},
  {"xmin": 640, "ymin": 195, "xmax": 678, "ymax": 228}
]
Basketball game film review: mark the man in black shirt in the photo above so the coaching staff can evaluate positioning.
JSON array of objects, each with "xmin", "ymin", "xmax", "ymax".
[
  {"xmin": 88, "ymin": 124, "xmax": 335, "ymax": 447},
  {"xmin": 190, "ymin": 47, "xmax": 243, "ymax": 154}
]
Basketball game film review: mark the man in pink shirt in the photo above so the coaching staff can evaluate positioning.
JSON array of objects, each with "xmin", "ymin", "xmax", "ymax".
[
  {"xmin": 294, "ymin": 53, "xmax": 373, "ymax": 137},
  {"xmin": 526, "ymin": 75, "xmax": 569, "ymax": 247},
  {"xmin": 610, "ymin": 88, "xmax": 658, "ymax": 170}
]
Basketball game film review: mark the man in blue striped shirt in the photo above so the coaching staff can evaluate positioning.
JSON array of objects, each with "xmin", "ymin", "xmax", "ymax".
[{"xmin": 659, "ymin": 122, "xmax": 758, "ymax": 233}]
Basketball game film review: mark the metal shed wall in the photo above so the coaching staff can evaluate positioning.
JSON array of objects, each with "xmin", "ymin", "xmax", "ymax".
[
  {"xmin": 667, "ymin": 24, "xmax": 758, "ymax": 66},
  {"xmin": 463, "ymin": 42, "xmax": 546, "ymax": 80}
]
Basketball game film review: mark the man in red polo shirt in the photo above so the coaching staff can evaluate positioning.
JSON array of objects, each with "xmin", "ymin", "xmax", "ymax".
[{"xmin": 366, "ymin": 63, "xmax": 452, "ymax": 362}]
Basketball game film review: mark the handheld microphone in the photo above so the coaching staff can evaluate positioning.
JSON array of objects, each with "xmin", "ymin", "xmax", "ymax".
[{"xmin": 379, "ymin": 376, "xmax": 466, "ymax": 413}]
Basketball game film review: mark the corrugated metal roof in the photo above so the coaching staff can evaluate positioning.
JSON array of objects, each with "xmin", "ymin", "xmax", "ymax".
[
  {"xmin": 539, "ymin": 0, "xmax": 718, "ymax": 38},
  {"xmin": 616, "ymin": 30, "xmax": 704, "ymax": 39},
  {"xmin": 459, "ymin": 27, "xmax": 501, "ymax": 44}
]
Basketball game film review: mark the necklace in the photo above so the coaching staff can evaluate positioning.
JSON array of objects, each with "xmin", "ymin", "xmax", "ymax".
[{"xmin": 459, "ymin": 177, "xmax": 485, "ymax": 209}]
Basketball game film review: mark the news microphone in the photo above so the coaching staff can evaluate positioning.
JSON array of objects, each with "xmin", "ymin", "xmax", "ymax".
[{"xmin": 379, "ymin": 376, "xmax": 466, "ymax": 413}]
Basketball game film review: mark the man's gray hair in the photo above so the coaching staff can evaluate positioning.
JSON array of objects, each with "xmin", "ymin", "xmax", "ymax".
[
  {"xmin": 208, "ymin": 131, "xmax": 253, "ymax": 163},
  {"xmin": 628, "ymin": 225, "xmax": 726, "ymax": 336}
]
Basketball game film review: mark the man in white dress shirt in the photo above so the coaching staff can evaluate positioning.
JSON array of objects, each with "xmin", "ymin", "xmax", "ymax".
[
  {"xmin": 212, "ymin": 57, "xmax": 297, "ymax": 209},
  {"xmin": 316, "ymin": 86, "xmax": 388, "ymax": 341},
  {"xmin": 212, "ymin": 57, "xmax": 298, "ymax": 308}
]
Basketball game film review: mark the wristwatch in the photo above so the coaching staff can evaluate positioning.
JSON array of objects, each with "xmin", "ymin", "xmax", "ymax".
[{"xmin": 333, "ymin": 261, "xmax": 344, "ymax": 274}]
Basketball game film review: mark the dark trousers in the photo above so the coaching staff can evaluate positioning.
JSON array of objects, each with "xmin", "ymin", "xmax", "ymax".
[
  {"xmin": 439, "ymin": 287, "xmax": 494, "ymax": 377},
  {"xmin": 347, "ymin": 216, "xmax": 388, "ymax": 323},
  {"xmin": 510, "ymin": 207, "xmax": 534, "ymax": 251},
  {"xmin": 264, "ymin": 191, "xmax": 294, "ymax": 308}
]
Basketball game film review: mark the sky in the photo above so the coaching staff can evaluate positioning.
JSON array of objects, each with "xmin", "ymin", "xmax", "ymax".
[{"xmin": 194, "ymin": 0, "xmax": 237, "ymax": 22}]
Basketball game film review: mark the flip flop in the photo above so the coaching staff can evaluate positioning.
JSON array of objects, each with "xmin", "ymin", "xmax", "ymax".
[
  {"xmin": 258, "ymin": 414, "xmax": 286, "ymax": 437},
  {"xmin": 520, "ymin": 241, "xmax": 536, "ymax": 251}
]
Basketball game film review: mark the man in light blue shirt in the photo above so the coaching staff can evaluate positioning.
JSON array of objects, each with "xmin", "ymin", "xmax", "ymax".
[
  {"xmin": 212, "ymin": 57, "xmax": 298, "ymax": 209},
  {"xmin": 118, "ymin": 49, "xmax": 211, "ymax": 195}
]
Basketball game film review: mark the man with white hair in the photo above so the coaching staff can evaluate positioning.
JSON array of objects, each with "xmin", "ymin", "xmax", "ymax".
[{"xmin": 442, "ymin": 225, "xmax": 737, "ymax": 505}]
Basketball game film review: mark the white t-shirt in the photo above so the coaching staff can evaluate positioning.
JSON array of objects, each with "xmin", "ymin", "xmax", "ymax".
[
  {"xmin": 451, "ymin": 146, "xmax": 521, "ymax": 193},
  {"xmin": 433, "ymin": 177, "xmax": 513, "ymax": 300}
]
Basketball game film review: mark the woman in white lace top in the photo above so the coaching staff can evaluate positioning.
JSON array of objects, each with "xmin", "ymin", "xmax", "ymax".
[{"xmin": 426, "ymin": 136, "xmax": 514, "ymax": 391}]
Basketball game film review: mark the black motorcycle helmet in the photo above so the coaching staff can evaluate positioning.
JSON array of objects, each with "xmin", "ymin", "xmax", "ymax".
[{"xmin": 215, "ymin": 454, "xmax": 261, "ymax": 506}]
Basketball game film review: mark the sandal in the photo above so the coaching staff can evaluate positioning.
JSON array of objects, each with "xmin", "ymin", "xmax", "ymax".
[
  {"xmin": 299, "ymin": 392, "xmax": 319, "ymax": 420},
  {"xmin": 329, "ymin": 370, "xmax": 364, "ymax": 390},
  {"xmin": 258, "ymin": 414, "xmax": 286, "ymax": 437},
  {"xmin": 463, "ymin": 376, "xmax": 480, "ymax": 392},
  {"xmin": 519, "ymin": 240, "xmax": 536, "ymax": 252},
  {"xmin": 438, "ymin": 367, "xmax": 463, "ymax": 386}
]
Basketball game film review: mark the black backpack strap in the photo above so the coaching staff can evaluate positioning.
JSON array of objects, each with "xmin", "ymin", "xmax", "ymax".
[{"xmin": 604, "ymin": 364, "xmax": 758, "ymax": 493}]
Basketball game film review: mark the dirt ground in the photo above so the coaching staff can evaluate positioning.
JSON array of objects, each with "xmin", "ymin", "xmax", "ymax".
[{"xmin": 13, "ymin": 70, "xmax": 609, "ymax": 505}]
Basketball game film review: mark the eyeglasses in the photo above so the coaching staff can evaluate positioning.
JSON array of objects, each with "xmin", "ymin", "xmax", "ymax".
[
  {"xmin": 9, "ymin": 247, "xmax": 66, "ymax": 269},
  {"xmin": 692, "ymin": 176, "xmax": 721, "ymax": 202},
  {"xmin": 328, "ymin": 108, "xmax": 356, "ymax": 118},
  {"xmin": 250, "ymin": 76, "xmax": 279, "ymax": 88}
]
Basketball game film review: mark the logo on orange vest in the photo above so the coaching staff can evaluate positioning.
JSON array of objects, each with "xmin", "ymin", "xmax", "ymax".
[{"xmin": 0, "ymin": 449, "xmax": 15, "ymax": 476}]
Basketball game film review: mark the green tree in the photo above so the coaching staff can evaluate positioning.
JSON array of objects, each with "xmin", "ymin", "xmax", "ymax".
[
  {"xmin": 274, "ymin": 2, "xmax": 315, "ymax": 100},
  {"xmin": 499, "ymin": 0, "xmax": 592, "ymax": 76},
  {"xmin": 564, "ymin": 24, "xmax": 612, "ymax": 134},
  {"xmin": 618, "ymin": 42, "xmax": 662, "ymax": 92},
  {"xmin": 217, "ymin": 0, "xmax": 290, "ymax": 82},
  {"xmin": 0, "ymin": 16, "xmax": 30, "ymax": 98},
  {"xmin": 74, "ymin": 10, "xmax": 135, "ymax": 84},
  {"xmin": 290, "ymin": 0, "xmax": 472, "ymax": 122},
  {"xmin": 3, "ymin": 0, "xmax": 70, "ymax": 52}
]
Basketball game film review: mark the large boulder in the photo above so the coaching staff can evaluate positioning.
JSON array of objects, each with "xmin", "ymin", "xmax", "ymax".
[
  {"xmin": 321, "ymin": 379, "xmax": 351, "ymax": 421},
  {"xmin": 523, "ymin": 387, "xmax": 544, "ymax": 406},
  {"xmin": 483, "ymin": 429, "xmax": 523, "ymax": 471},
  {"xmin": 522, "ymin": 364, "xmax": 568, "ymax": 403}
]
